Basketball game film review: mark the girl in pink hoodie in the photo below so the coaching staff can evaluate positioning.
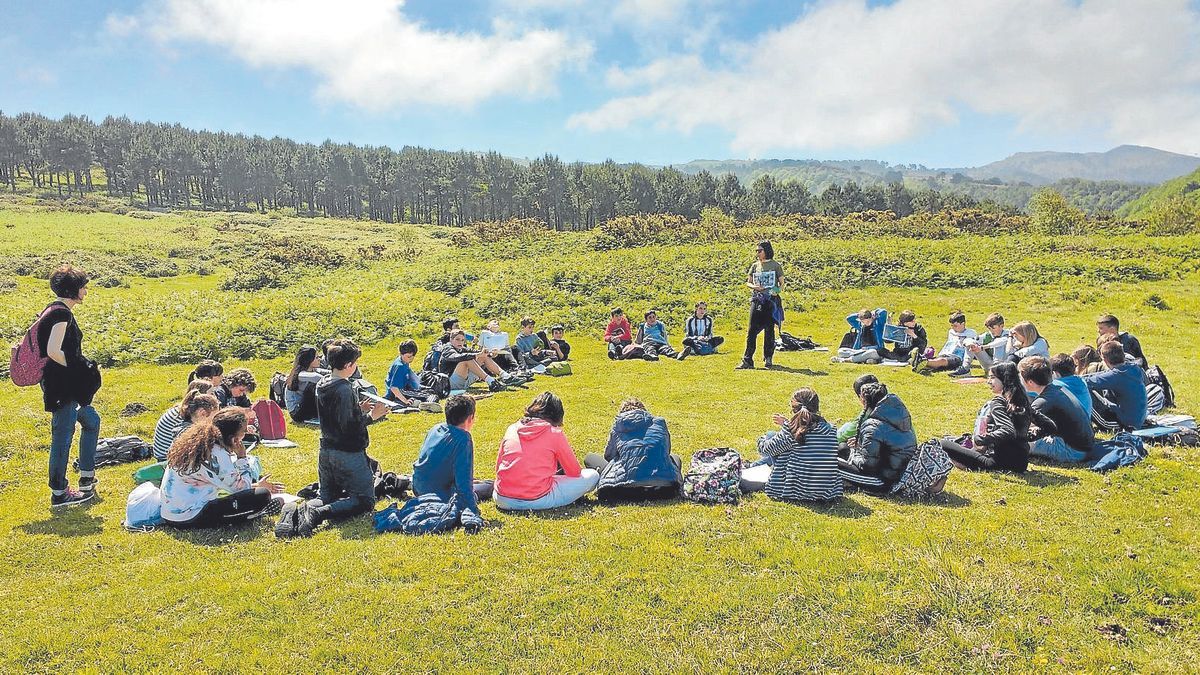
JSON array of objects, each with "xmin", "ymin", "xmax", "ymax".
[{"xmin": 494, "ymin": 392, "xmax": 599, "ymax": 510}]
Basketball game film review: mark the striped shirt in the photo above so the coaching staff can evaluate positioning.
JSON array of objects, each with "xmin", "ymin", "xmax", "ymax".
[
  {"xmin": 685, "ymin": 315, "xmax": 713, "ymax": 339},
  {"xmin": 759, "ymin": 419, "xmax": 843, "ymax": 502},
  {"xmin": 153, "ymin": 407, "xmax": 191, "ymax": 461}
]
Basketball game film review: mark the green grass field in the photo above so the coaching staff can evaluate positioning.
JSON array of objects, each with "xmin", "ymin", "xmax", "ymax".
[{"xmin": 1, "ymin": 198, "xmax": 1198, "ymax": 672}]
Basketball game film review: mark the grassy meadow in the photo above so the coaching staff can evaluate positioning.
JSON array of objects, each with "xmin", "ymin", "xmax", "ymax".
[{"xmin": 0, "ymin": 194, "xmax": 1198, "ymax": 672}]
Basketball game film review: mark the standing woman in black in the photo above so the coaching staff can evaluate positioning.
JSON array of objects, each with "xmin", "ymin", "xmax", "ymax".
[{"xmin": 737, "ymin": 240, "xmax": 785, "ymax": 370}]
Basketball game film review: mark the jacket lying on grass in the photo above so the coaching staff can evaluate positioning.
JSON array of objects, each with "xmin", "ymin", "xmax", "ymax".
[
  {"xmin": 374, "ymin": 493, "xmax": 478, "ymax": 535},
  {"xmin": 412, "ymin": 423, "xmax": 482, "ymax": 527},
  {"xmin": 597, "ymin": 409, "xmax": 682, "ymax": 502}
]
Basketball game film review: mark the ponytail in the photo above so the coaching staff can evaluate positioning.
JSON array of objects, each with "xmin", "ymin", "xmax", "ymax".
[{"xmin": 786, "ymin": 388, "xmax": 823, "ymax": 442}]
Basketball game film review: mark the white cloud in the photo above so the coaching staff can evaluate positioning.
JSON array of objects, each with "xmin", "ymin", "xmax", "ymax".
[
  {"xmin": 109, "ymin": 0, "xmax": 591, "ymax": 111},
  {"xmin": 569, "ymin": 0, "xmax": 1200, "ymax": 155}
]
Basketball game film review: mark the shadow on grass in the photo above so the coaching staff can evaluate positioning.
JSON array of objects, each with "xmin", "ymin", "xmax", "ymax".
[
  {"xmin": 18, "ymin": 500, "xmax": 105, "ymax": 537},
  {"xmin": 1017, "ymin": 468, "xmax": 1080, "ymax": 488},
  {"xmin": 160, "ymin": 519, "xmax": 270, "ymax": 546},
  {"xmin": 793, "ymin": 495, "xmax": 874, "ymax": 518},
  {"xmin": 767, "ymin": 365, "xmax": 829, "ymax": 376},
  {"xmin": 899, "ymin": 490, "xmax": 972, "ymax": 509},
  {"xmin": 496, "ymin": 499, "xmax": 597, "ymax": 520}
]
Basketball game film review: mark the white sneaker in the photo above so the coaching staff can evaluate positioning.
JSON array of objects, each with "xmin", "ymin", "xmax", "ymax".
[{"xmin": 419, "ymin": 401, "xmax": 442, "ymax": 413}]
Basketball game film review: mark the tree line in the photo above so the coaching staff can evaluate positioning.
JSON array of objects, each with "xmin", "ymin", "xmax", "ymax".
[{"xmin": 0, "ymin": 111, "xmax": 1004, "ymax": 230}]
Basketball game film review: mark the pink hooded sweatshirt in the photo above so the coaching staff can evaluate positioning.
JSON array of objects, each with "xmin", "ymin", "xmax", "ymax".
[{"xmin": 494, "ymin": 418, "xmax": 582, "ymax": 500}]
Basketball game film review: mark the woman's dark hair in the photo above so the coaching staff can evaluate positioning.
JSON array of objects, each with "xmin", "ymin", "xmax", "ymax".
[
  {"xmin": 188, "ymin": 359, "xmax": 224, "ymax": 384},
  {"xmin": 286, "ymin": 345, "xmax": 319, "ymax": 392},
  {"xmin": 524, "ymin": 391, "xmax": 565, "ymax": 427},
  {"xmin": 224, "ymin": 368, "xmax": 257, "ymax": 392},
  {"xmin": 852, "ymin": 373, "xmax": 879, "ymax": 397},
  {"xmin": 756, "ymin": 240, "xmax": 774, "ymax": 260},
  {"xmin": 786, "ymin": 388, "xmax": 824, "ymax": 443},
  {"xmin": 858, "ymin": 382, "xmax": 889, "ymax": 409},
  {"xmin": 49, "ymin": 264, "xmax": 89, "ymax": 299},
  {"xmin": 1071, "ymin": 345, "xmax": 1101, "ymax": 374},
  {"xmin": 177, "ymin": 379, "xmax": 214, "ymax": 416},
  {"xmin": 325, "ymin": 338, "xmax": 362, "ymax": 371},
  {"xmin": 167, "ymin": 408, "xmax": 247, "ymax": 474},
  {"xmin": 989, "ymin": 362, "xmax": 1030, "ymax": 413}
]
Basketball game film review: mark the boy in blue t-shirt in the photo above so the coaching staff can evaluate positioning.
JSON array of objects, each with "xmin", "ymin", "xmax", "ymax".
[
  {"xmin": 635, "ymin": 310, "xmax": 685, "ymax": 361},
  {"xmin": 514, "ymin": 316, "xmax": 552, "ymax": 369},
  {"xmin": 386, "ymin": 340, "xmax": 438, "ymax": 411}
]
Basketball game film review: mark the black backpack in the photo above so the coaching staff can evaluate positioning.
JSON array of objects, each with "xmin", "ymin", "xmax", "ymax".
[
  {"xmin": 776, "ymin": 331, "xmax": 820, "ymax": 352},
  {"xmin": 422, "ymin": 341, "xmax": 444, "ymax": 374},
  {"xmin": 269, "ymin": 371, "xmax": 287, "ymax": 407},
  {"xmin": 420, "ymin": 371, "xmax": 451, "ymax": 399},
  {"xmin": 1145, "ymin": 365, "xmax": 1175, "ymax": 409},
  {"xmin": 74, "ymin": 435, "xmax": 152, "ymax": 469}
]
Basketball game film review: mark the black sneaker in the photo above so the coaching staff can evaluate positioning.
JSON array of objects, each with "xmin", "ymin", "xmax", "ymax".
[
  {"xmin": 764, "ymin": 358, "xmax": 775, "ymax": 369},
  {"xmin": 274, "ymin": 501, "xmax": 300, "ymax": 539},
  {"xmin": 296, "ymin": 503, "xmax": 325, "ymax": 537},
  {"xmin": 676, "ymin": 350, "xmax": 688, "ymax": 361},
  {"xmin": 50, "ymin": 488, "xmax": 94, "ymax": 508},
  {"xmin": 257, "ymin": 496, "xmax": 285, "ymax": 518},
  {"xmin": 607, "ymin": 351, "xmax": 617, "ymax": 360},
  {"xmin": 488, "ymin": 379, "xmax": 509, "ymax": 393},
  {"xmin": 948, "ymin": 366, "xmax": 971, "ymax": 377},
  {"xmin": 78, "ymin": 476, "xmax": 99, "ymax": 494},
  {"xmin": 643, "ymin": 353, "xmax": 659, "ymax": 361},
  {"xmin": 735, "ymin": 360, "xmax": 754, "ymax": 370}
]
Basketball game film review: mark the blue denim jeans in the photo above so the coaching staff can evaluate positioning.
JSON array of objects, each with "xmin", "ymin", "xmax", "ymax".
[
  {"xmin": 494, "ymin": 469, "xmax": 600, "ymax": 511},
  {"xmin": 49, "ymin": 402, "xmax": 100, "ymax": 492},
  {"xmin": 1030, "ymin": 436, "xmax": 1088, "ymax": 463},
  {"xmin": 317, "ymin": 448, "xmax": 375, "ymax": 518}
]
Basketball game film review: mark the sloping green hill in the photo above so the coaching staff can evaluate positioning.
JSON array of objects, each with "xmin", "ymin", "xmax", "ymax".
[{"xmin": 1119, "ymin": 166, "xmax": 1200, "ymax": 220}]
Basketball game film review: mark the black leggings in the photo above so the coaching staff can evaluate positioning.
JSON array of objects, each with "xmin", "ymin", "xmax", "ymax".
[
  {"xmin": 169, "ymin": 488, "xmax": 274, "ymax": 528},
  {"xmin": 743, "ymin": 303, "xmax": 776, "ymax": 361},
  {"xmin": 940, "ymin": 438, "xmax": 997, "ymax": 471},
  {"xmin": 684, "ymin": 336, "xmax": 725, "ymax": 349}
]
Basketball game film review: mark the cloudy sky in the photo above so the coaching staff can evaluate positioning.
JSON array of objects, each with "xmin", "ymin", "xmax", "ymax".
[{"xmin": 3, "ymin": 0, "xmax": 1200, "ymax": 167}]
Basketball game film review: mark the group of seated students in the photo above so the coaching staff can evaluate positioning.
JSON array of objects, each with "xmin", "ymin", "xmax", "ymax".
[
  {"xmin": 431, "ymin": 316, "xmax": 570, "ymax": 393},
  {"xmin": 603, "ymin": 302, "xmax": 725, "ymax": 361}
]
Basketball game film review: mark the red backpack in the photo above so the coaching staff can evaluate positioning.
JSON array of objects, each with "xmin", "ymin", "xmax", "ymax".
[
  {"xmin": 252, "ymin": 399, "xmax": 287, "ymax": 441},
  {"xmin": 10, "ymin": 304, "xmax": 57, "ymax": 387}
]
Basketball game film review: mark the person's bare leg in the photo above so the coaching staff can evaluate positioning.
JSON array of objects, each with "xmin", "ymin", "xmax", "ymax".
[
  {"xmin": 475, "ymin": 353, "xmax": 503, "ymax": 376},
  {"xmin": 457, "ymin": 361, "xmax": 488, "ymax": 380}
]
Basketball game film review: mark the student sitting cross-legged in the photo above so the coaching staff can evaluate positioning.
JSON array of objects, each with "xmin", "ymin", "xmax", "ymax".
[
  {"xmin": 920, "ymin": 311, "xmax": 977, "ymax": 374},
  {"xmin": 833, "ymin": 308, "xmax": 887, "ymax": 364},
  {"xmin": 1020, "ymin": 356, "xmax": 1095, "ymax": 463},
  {"xmin": 940, "ymin": 362, "xmax": 1035, "ymax": 473},
  {"xmin": 494, "ymin": 392, "xmax": 599, "ymax": 511},
  {"xmin": 411, "ymin": 395, "xmax": 493, "ymax": 533},
  {"xmin": 153, "ymin": 382, "xmax": 220, "ymax": 461},
  {"xmin": 633, "ymin": 309, "xmax": 685, "ymax": 361},
  {"xmin": 740, "ymin": 387, "xmax": 843, "ymax": 502},
  {"xmin": 514, "ymin": 316, "xmax": 553, "ymax": 369},
  {"xmin": 284, "ymin": 345, "xmax": 324, "ymax": 423},
  {"xmin": 1083, "ymin": 340, "xmax": 1147, "ymax": 432},
  {"xmin": 160, "ymin": 408, "xmax": 284, "ymax": 528},
  {"xmin": 681, "ymin": 301, "xmax": 725, "ymax": 358},
  {"xmin": 838, "ymin": 381, "xmax": 918, "ymax": 491},
  {"xmin": 884, "ymin": 310, "xmax": 928, "ymax": 366},
  {"xmin": 604, "ymin": 307, "xmax": 633, "ymax": 360},
  {"xmin": 543, "ymin": 324, "xmax": 571, "ymax": 361},
  {"xmin": 385, "ymin": 339, "xmax": 440, "ymax": 412},
  {"xmin": 584, "ymin": 398, "xmax": 682, "ymax": 503}
]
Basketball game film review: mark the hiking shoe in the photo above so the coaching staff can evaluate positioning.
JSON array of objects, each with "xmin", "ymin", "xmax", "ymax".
[
  {"xmin": 50, "ymin": 488, "xmax": 93, "ymax": 508},
  {"xmin": 680, "ymin": 346, "xmax": 694, "ymax": 359},
  {"xmin": 488, "ymin": 379, "xmax": 509, "ymax": 393},
  {"xmin": 296, "ymin": 503, "xmax": 324, "ymax": 537},
  {"xmin": 764, "ymin": 358, "xmax": 775, "ymax": 369},
  {"xmin": 78, "ymin": 476, "xmax": 99, "ymax": 494},
  {"xmin": 607, "ymin": 351, "xmax": 618, "ymax": 360},
  {"xmin": 735, "ymin": 360, "xmax": 754, "ymax": 370},
  {"xmin": 643, "ymin": 352, "xmax": 659, "ymax": 361},
  {"xmin": 418, "ymin": 400, "xmax": 442, "ymax": 413},
  {"xmin": 948, "ymin": 366, "xmax": 971, "ymax": 377},
  {"xmin": 501, "ymin": 374, "xmax": 528, "ymax": 388},
  {"xmin": 274, "ymin": 501, "xmax": 300, "ymax": 539},
  {"xmin": 676, "ymin": 350, "xmax": 688, "ymax": 361}
]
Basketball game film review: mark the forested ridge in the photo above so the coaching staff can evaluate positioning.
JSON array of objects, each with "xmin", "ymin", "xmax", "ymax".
[{"xmin": 1, "ymin": 111, "xmax": 1021, "ymax": 230}]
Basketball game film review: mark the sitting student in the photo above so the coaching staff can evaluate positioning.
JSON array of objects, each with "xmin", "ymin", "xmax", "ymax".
[
  {"xmin": 160, "ymin": 408, "xmax": 284, "ymax": 528},
  {"xmin": 411, "ymin": 395, "xmax": 490, "ymax": 533},
  {"xmin": 838, "ymin": 382, "xmax": 917, "ymax": 491},
  {"xmin": 1096, "ymin": 314, "xmax": 1147, "ymax": 368},
  {"xmin": 1072, "ymin": 345, "xmax": 1104, "ymax": 375},
  {"xmin": 682, "ymin": 301, "xmax": 725, "ymax": 357},
  {"xmin": 187, "ymin": 359, "xmax": 224, "ymax": 386},
  {"xmin": 494, "ymin": 392, "xmax": 599, "ymax": 510},
  {"xmin": 584, "ymin": 398, "xmax": 683, "ymax": 503},
  {"xmin": 1020, "ymin": 357, "xmax": 1095, "ymax": 463},
  {"xmin": 921, "ymin": 311, "xmax": 978, "ymax": 374},
  {"xmin": 543, "ymin": 324, "xmax": 571, "ymax": 361},
  {"xmin": 295, "ymin": 339, "xmax": 391, "ymax": 535},
  {"xmin": 885, "ymin": 310, "xmax": 927, "ymax": 366},
  {"xmin": 153, "ymin": 383, "xmax": 219, "ymax": 461},
  {"xmin": 962, "ymin": 312, "xmax": 1009, "ymax": 374},
  {"xmin": 740, "ymin": 388, "xmax": 842, "ymax": 502},
  {"xmin": 604, "ymin": 307, "xmax": 633, "ymax": 360},
  {"xmin": 1005, "ymin": 321, "xmax": 1050, "ymax": 364},
  {"xmin": 634, "ymin": 309, "xmax": 685, "ymax": 361},
  {"xmin": 1049, "ymin": 353, "xmax": 1093, "ymax": 421},
  {"xmin": 478, "ymin": 319, "xmax": 523, "ymax": 373},
  {"xmin": 1083, "ymin": 340, "xmax": 1148, "ymax": 432},
  {"xmin": 440, "ymin": 329, "xmax": 522, "ymax": 393},
  {"xmin": 940, "ymin": 362, "xmax": 1033, "ymax": 473},
  {"xmin": 214, "ymin": 368, "xmax": 256, "ymax": 408},
  {"xmin": 515, "ymin": 316, "xmax": 553, "ymax": 368},
  {"xmin": 834, "ymin": 308, "xmax": 887, "ymax": 364},
  {"xmin": 285, "ymin": 346, "xmax": 324, "ymax": 423},
  {"xmin": 384, "ymin": 340, "xmax": 440, "ymax": 411}
]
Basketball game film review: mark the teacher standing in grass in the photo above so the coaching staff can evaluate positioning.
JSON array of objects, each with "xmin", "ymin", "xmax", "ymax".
[{"xmin": 737, "ymin": 240, "xmax": 784, "ymax": 370}]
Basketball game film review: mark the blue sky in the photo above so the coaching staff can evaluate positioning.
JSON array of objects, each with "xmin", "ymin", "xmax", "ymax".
[{"xmin": 2, "ymin": 0, "xmax": 1199, "ymax": 168}]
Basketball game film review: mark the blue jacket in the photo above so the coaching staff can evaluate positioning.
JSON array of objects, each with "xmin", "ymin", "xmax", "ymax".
[
  {"xmin": 374, "ymin": 493, "xmax": 477, "ymax": 535},
  {"xmin": 848, "ymin": 393, "xmax": 917, "ymax": 486},
  {"xmin": 412, "ymin": 423, "xmax": 482, "ymax": 527},
  {"xmin": 1083, "ymin": 363, "xmax": 1147, "ymax": 430},
  {"xmin": 597, "ymin": 409, "xmax": 682, "ymax": 502},
  {"xmin": 845, "ymin": 309, "xmax": 888, "ymax": 350}
]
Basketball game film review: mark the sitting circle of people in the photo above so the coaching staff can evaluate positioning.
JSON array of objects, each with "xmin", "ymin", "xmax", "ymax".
[{"xmin": 24, "ymin": 261, "xmax": 1173, "ymax": 538}]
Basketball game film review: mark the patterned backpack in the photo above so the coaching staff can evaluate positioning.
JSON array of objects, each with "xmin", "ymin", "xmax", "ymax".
[
  {"xmin": 682, "ymin": 447, "xmax": 742, "ymax": 504},
  {"xmin": 890, "ymin": 439, "xmax": 952, "ymax": 498},
  {"xmin": 9, "ymin": 304, "xmax": 57, "ymax": 387}
]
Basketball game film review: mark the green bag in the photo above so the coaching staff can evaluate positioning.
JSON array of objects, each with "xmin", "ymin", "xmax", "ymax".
[
  {"xmin": 132, "ymin": 461, "xmax": 167, "ymax": 486},
  {"xmin": 546, "ymin": 362, "xmax": 572, "ymax": 376}
]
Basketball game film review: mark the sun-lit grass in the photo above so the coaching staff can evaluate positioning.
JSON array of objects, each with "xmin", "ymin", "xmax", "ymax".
[{"xmin": 0, "ymin": 204, "xmax": 1197, "ymax": 671}]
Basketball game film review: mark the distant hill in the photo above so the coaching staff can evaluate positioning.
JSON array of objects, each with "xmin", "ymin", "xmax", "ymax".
[
  {"xmin": 963, "ymin": 145, "xmax": 1200, "ymax": 185},
  {"xmin": 1118, "ymin": 166, "xmax": 1200, "ymax": 220}
]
